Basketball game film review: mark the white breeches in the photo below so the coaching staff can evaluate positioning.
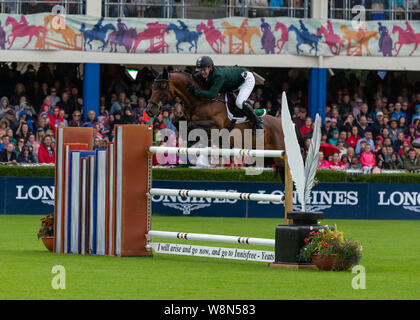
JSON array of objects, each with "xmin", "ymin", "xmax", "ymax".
[{"xmin": 235, "ymin": 71, "xmax": 255, "ymax": 109}]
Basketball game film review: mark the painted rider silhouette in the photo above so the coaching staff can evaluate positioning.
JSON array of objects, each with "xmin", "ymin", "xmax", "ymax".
[
  {"xmin": 404, "ymin": 21, "xmax": 416, "ymax": 42},
  {"xmin": 299, "ymin": 20, "xmax": 308, "ymax": 34},
  {"xmin": 260, "ymin": 18, "xmax": 271, "ymax": 49},
  {"xmin": 327, "ymin": 20, "xmax": 334, "ymax": 34},
  {"xmin": 178, "ymin": 20, "xmax": 188, "ymax": 31},
  {"xmin": 19, "ymin": 15, "xmax": 29, "ymax": 29},
  {"xmin": 93, "ymin": 17, "xmax": 104, "ymax": 33},
  {"xmin": 116, "ymin": 18, "xmax": 128, "ymax": 44}
]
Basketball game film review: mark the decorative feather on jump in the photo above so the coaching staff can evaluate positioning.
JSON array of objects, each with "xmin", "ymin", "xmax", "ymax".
[{"xmin": 281, "ymin": 91, "xmax": 321, "ymax": 212}]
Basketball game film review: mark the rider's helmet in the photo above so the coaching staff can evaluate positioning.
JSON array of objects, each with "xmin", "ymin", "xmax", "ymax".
[{"xmin": 196, "ymin": 56, "xmax": 214, "ymax": 71}]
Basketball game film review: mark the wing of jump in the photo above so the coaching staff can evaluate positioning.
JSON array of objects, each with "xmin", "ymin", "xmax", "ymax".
[
  {"xmin": 303, "ymin": 113, "xmax": 321, "ymax": 205},
  {"xmin": 280, "ymin": 91, "xmax": 306, "ymax": 211}
]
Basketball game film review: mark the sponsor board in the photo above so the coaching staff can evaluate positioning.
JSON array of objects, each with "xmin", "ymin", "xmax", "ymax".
[{"xmin": 1, "ymin": 177, "xmax": 419, "ymax": 219}]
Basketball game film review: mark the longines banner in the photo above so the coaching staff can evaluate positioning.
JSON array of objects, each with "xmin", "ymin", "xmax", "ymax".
[
  {"xmin": 1, "ymin": 13, "xmax": 420, "ymax": 56},
  {"xmin": 1, "ymin": 177, "xmax": 420, "ymax": 219}
]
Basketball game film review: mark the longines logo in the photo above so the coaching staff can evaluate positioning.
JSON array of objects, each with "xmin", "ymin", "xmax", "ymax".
[
  {"xmin": 16, "ymin": 185, "xmax": 55, "ymax": 206},
  {"xmin": 378, "ymin": 191, "xmax": 420, "ymax": 214},
  {"xmin": 152, "ymin": 190, "xmax": 359, "ymax": 215}
]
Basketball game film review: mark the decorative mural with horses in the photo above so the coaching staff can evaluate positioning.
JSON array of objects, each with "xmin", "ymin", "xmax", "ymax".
[{"xmin": 1, "ymin": 13, "xmax": 420, "ymax": 56}]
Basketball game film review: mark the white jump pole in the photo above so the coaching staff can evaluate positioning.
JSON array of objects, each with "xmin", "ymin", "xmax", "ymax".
[
  {"xmin": 149, "ymin": 146, "xmax": 285, "ymax": 158},
  {"xmin": 147, "ymin": 230, "xmax": 275, "ymax": 247},
  {"xmin": 148, "ymin": 188, "xmax": 285, "ymax": 203}
]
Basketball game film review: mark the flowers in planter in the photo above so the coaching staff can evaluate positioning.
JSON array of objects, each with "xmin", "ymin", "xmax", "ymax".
[
  {"xmin": 299, "ymin": 226, "xmax": 362, "ymax": 271},
  {"xmin": 37, "ymin": 214, "xmax": 54, "ymax": 239}
]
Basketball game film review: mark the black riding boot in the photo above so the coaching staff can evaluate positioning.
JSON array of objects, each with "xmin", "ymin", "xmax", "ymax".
[{"xmin": 242, "ymin": 101, "xmax": 264, "ymax": 131}]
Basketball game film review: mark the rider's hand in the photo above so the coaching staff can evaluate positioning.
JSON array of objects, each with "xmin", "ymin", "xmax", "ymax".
[{"xmin": 187, "ymin": 83, "xmax": 197, "ymax": 93}]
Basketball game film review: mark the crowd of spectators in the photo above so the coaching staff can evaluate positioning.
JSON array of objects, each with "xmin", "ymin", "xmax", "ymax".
[{"xmin": 0, "ymin": 62, "xmax": 420, "ymax": 173}]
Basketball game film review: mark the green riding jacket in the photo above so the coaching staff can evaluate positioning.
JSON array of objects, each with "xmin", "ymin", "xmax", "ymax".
[{"xmin": 193, "ymin": 66, "xmax": 247, "ymax": 100}]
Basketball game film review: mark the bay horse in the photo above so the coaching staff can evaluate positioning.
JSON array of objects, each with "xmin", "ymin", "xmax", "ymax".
[{"xmin": 146, "ymin": 68, "xmax": 306, "ymax": 182}]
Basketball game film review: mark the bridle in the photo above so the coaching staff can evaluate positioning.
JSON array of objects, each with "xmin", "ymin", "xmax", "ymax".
[{"xmin": 148, "ymin": 73, "xmax": 174, "ymax": 112}]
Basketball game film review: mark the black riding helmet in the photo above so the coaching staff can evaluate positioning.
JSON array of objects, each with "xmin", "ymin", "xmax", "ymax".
[{"xmin": 196, "ymin": 56, "xmax": 214, "ymax": 71}]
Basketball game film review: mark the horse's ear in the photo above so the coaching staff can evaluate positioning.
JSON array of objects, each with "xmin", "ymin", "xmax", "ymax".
[
  {"xmin": 162, "ymin": 67, "xmax": 168, "ymax": 78},
  {"xmin": 150, "ymin": 67, "xmax": 159, "ymax": 78}
]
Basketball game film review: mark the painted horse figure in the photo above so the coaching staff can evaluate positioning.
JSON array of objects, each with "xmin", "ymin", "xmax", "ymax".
[
  {"xmin": 146, "ymin": 68, "xmax": 306, "ymax": 182},
  {"xmin": 167, "ymin": 21, "xmax": 202, "ymax": 53}
]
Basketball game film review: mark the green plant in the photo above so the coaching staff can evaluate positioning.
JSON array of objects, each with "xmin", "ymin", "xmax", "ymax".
[
  {"xmin": 299, "ymin": 226, "xmax": 362, "ymax": 271},
  {"xmin": 37, "ymin": 214, "xmax": 54, "ymax": 239}
]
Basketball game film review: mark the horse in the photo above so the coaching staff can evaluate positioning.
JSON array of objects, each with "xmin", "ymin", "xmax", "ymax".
[
  {"xmin": 274, "ymin": 22, "xmax": 289, "ymax": 53},
  {"xmin": 131, "ymin": 22, "xmax": 169, "ymax": 53},
  {"xmin": 167, "ymin": 23, "xmax": 202, "ymax": 53},
  {"xmin": 6, "ymin": 16, "xmax": 48, "ymax": 50},
  {"xmin": 340, "ymin": 25, "xmax": 378, "ymax": 56},
  {"xmin": 80, "ymin": 23, "xmax": 116, "ymax": 51},
  {"xmin": 196, "ymin": 22, "xmax": 225, "ymax": 54},
  {"xmin": 392, "ymin": 25, "xmax": 420, "ymax": 56},
  {"xmin": 289, "ymin": 24, "xmax": 322, "ymax": 55},
  {"xmin": 105, "ymin": 28, "xmax": 138, "ymax": 53},
  {"xmin": 221, "ymin": 21, "xmax": 261, "ymax": 54},
  {"xmin": 316, "ymin": 25, "xmax": 344, "ymax": 56},
  {"xmin": 145, "ymin": 68, "xmax": 306, "ymax": 182},
  {"xmin": 44, "ymin": 15, "xmax": 78, "ymax": 48}
]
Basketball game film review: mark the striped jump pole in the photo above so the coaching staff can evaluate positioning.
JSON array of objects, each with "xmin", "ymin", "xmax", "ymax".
[
  {"xmin": 148, "ymin": 188, "xmax": 285, "ymax": 203},
  {"xmin": 147, "ymin": 230, "xmax": 275, "ymax": 247},
  {"xmin": 149, "ymin": 146, "xmax": 285, "ymax": 158}
]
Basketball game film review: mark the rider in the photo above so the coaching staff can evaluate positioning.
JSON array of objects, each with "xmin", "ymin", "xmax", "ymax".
[
  {"xmin": 116, "ymin": 18, "xmax": 128, "ymax": 43},
  {"xmin": 93, "ymin": 17, "xmax": 104, "ymax": 33},
  {"xmin": 187, "ymin": 56, "xmax": 264, "ymax": 131}
]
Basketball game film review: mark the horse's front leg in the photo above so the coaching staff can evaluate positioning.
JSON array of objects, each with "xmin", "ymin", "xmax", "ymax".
[
  {"xmin": 410, "ymin": 42, "xmax": 419, "ymax": 56},
  {"xmin": 7, "ymin": 35, "xmax": 16, "ymax": 49},
  {"xmin": 23, "ymin": 35, "xmax": 33, "ymax": 48}
]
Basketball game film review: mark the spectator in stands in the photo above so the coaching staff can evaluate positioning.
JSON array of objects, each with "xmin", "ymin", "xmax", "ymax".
[
  {"xmin": 6, "ymin": 128, "xmax": 16, "ymax": 145},
  {"xmin": 17, "ymin": 144, "xmax": 36, "ymax": 164},
  {"xmin": 403, "ymin": 148, "xmax": 420, "ymax": 171},
  {"xmin": 300, "ymin": 116, "xmax": 313, "ymax": 139},
  {"xmin": 341, "ymin": 154, "xmax": 350, "ymax": 169},
  {"xmin": 57, "ymin": 91, "xmax": 73, "ymax": 119},
  {"xmin": 0, "ymin": 119, "xmax": 8, "ymax": 137},
  {"xmin": 353, "ymin": 98, "xmax": 363, "ymax": 118},
  {"xmin": 269, "ymin": 0, "xmax": 286, "ymax": 17},
  {"xmin": 346, "ymin": 126, "xmax": 361, "ymax": 149},
  {"xmin": 4, "ymin": 110, "xmax": 17, "ymax": 132},
  {"xmin": 15, "ymin": 122, "xmax": 31, "ymax": 142},
  {"xmin": 406, "ymin": 124, "xmax": 420, "ymax": 142},
  {"xmin": 317, "ymin": 151, "xmax": 330, "ymax": 170},
  {"xmin": 0, "ymin": 135, "xmax": 10, "ymax": 152},
  {"xmin": 385, "ymin": 152, "xmax": 402, "ymax": 169},
  {"xmin": 82, "ymin": 110, "xmax": 98, "ymax": 128},
  {"xmin": 350, "ymin": 156, "xmax": 361, "ymax": 169},
  {"xmin": 26, "ymin": 133, "xmax": 39, "ymax": 155},
  {"xmin": 329, "ymin": 152, "xmax": 345, "ymax": 170},
  {"xmin": 328, "ymin": 129, "xmax": 339, "ymax": 146},
  {"xmin": 356, "ymin": 130, "xmax": 375, "ymax": 154},
  {"xmin": 389, "ymin": 118, "xmax": 402, "ymax": 143},
  {"xmin": 38, "ymin": 135, "xmax": 55, "ymax": 164},
  {"xmin": 48, "ymin": 106, "xmax": 63, "ymax": 136},
  {"xmin": 340, "ymin": 113, "xmax": 356, "ymax": 133},
  {"xmin": 391, "ymin": 102, "xmax": 406, "ymax": 120},
  {"xmin": 357, "ymin": 115, "xmax": 370, "ymax": 137},
  {"xmin": 375, "ymin": 135, "xmax": 384, "ymax": 153},
  {"xmin": 339, "ymin": 94, "xmax": 352, "ymax": 117},
  {"xmin": 412, "ymin": 105, "xmax": 420, "ymax": 124},
  {"xmin": 360, "ymin": 144, "xmax": 376, "ymax": 173},
  {"xmin": 69, "ymin": 111, "xmax": 82, "ymax": 127},
  {"xmin": 294, "ymin": 107, "xmax": 307, "ymax": 129},
  {"xmin": 110, "ymin": 92, "xmax": 128, "ymax": 115},
  {"xmin": 0, "ymin": 142, "xmax": 17, "ymax": 164}
]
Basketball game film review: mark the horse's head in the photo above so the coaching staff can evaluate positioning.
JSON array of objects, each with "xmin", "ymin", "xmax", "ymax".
[
  {"xmin": 166, "ymin": 23, "xmax": 176, "ymax": 32},
  {"xmin": 196, "ymin": 22, "xmax": 205, "ymax": 32},
  {"xmin": 146, "ymin": 67, "xmax": 173, "ymax": 118},
  {"xmin": 5, "ymin": 16, "xmax": 14, "ymax": 27}
]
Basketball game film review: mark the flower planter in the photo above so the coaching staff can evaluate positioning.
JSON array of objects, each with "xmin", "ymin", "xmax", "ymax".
[
  {"xmin": 312, "ymin": 254, "xmax": 336, "ymax": 271},
  {"xmin": 41, "ymin": 236, "xmax": 55, "ymax": 252}
]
